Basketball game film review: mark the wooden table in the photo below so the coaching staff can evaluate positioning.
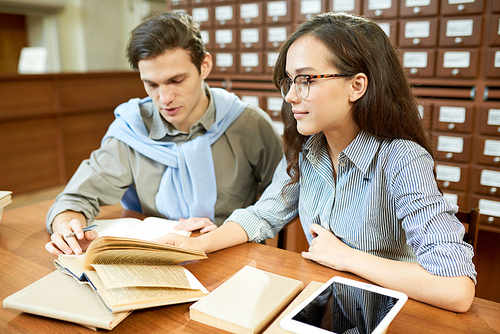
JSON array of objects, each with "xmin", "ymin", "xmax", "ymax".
[{"xmin": 1, "ymin": 201, "xmax": 499, "ymax": 333}]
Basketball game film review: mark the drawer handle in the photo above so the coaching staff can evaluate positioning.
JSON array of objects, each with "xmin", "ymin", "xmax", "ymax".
[
  {"xmin": 490, "ymin": 187, "xmax": 497, "ymax": 194},
  {"xmin": 413, "ymin": 7, "xmax": 421, "ymax": 14}
]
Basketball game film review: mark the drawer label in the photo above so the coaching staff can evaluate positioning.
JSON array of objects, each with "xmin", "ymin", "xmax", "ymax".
[
  {"xmin": 405, "ymin": 21, "xmax": 431, "ymax": 38},
  {"xmin": 480, "ymin": 170, "xmax": 500, "ymax": 187},
  {"xmin": 479, "ymin": 199, "xmax": 500, "ymax": 217},
  {"xmin": 484, "ymin": 140, "xmax": 500, "ymax": 157},
  {"xmin": 436, "ymin": 164, "xmax": 461, "ymax": 182},
  {"xmin": 446, "ymin": 19, "xmax": 474, "ymax": 37},
  {"xmin": 438, "ymin": 136, "xmax": 464, "ymax": 153},
  {"xmin": 443, "ymin": 51, "xmax": 470, "ymax": 68},
  {"xmin": 439, "ymin": 106, "xmax": 466, "ymax": 123},
  {"xmin": 487, "ymin": 109, "xmax": 500, "ymax": 126}
]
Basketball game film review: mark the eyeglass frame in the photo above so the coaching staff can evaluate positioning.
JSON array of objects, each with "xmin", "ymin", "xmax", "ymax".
[{"xmin": 279, "ymin": 73, "xmax": 351, "ymax": 101}]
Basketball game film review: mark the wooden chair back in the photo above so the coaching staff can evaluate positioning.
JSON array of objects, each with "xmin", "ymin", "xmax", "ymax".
[{"xmin": 456, "ymin": 208, "xmax": 480, "ymax": 252}]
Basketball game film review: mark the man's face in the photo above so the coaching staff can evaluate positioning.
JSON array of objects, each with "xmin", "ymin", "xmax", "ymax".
[{"xmin": 138, "ymin": 48, "xmax": 212, "ymax": 132}]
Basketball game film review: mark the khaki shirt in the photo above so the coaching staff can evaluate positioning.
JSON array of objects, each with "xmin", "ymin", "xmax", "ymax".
[{"xmin": 46, "ymin": 86, "xmax": 283, "ymax": 232}]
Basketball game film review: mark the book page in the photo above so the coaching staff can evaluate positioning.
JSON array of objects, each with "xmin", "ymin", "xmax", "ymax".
[
  {"xmin": 91, "ymin": 264, "xmax": 192, "ymax": 289},
  {"xmin": 94, "ymin": 217, "xmax": 190, "ymax": 241},
  {"xmin": 85, "ymin": 270, "xmax": 208, "ymax": 312}
]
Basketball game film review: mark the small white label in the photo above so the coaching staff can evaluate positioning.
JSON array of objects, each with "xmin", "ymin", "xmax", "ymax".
[
  {"xmin": 495, "ymin": 51, "xmax": 500, "ymax": 68},
  {"xmin": 18, "ymin": 47, "xmax": 47, "ymax": 74},
  {"xmin": 403, "ymin": 52, "xmax": 428, "ymax": 68},
  {"xmin": 267, "ymin": 52, "xmax": 279, "ymax": 67},
  {"xmin": 267, "ymin": 97, "xmax": 283, "ymax": 111},
  {"xmin": 241, "ymin": 29, "xmax": 260, "ymax": 44},
  {"xmin": 484, "ymin": 140, "xmax": 500, "ymax": 156},
  {"xmin": 241, "ymin": 95, "xmax": 260, "ymax": 107},
  {"xmin": 443, "ymin": 51, "xmax": 470, "ymax": 68},
  {"xmin": 405, "ymin": 21, "xmax": 431, "ymax": 38},
  {"xmin": 267, "ymin": 1, "xmax": 287, "ymax": 17},
  {"xmin": 241, "ymin": 53, "xmax": 259, "ymax": 67},
  {"xmin": 487, "ymin": 109, "xmax": 500, "ymax": 126},
  {"xmin": 215, "ymin": 30, "xmax": 233, "ymax": 44},
  {"xmin": 446, "ymin": 19, "xmax": 474, "ymax": 37},
  {"xmin": 268, "ymin": 27, "xmax": 288, "ymax": 42},
  {"xmin": 448, "ymin": 0, "xmax": 474, "ymax": 4},
  {"xmin": 437, "ymin": 136, "xmax": 464, "ymax": 153},
  {"xmin": 368, "ymin": 0, "xmax": 392, "ymax": 10},
  {"xmin": 216, "ymin": 53, "xmax": 233, "ymax": 67},
  {"xmin": 439, "ymin": 106, "xmax": 466, "ymax": 123},
  {"xmin": 443, "ymin": 192, "xmax": 458, "ymax": 205},
  {"xmin": 480, "ymin": 170, "xmax": 500, "ymax": 188},
  {"xmin": 406, "ymin": 0, "xmax": 431, "ymax": 6},
  {"xmin": 333, "ymin": 0, "xmax": 355, "ymax": 11},
  {"xmin": 200, "ymin": 30, "xmax": 209, "ymax": 44},
  {"xmin": 192, "ymin": 7, "xmax": 209, "ymax": 22},
  {"xmin": 436, "ymin": 164, "xmax": 461, "ymax": 182},
  {"xmin": 240, "ymin": 3, "xmax": 259, "ymax": 19},
  {"xmin": 479, "ymin": 198, "xmax": 500, "ymax": 217},
  {"xmin": 216, "ymin": 6, "xmax": 233, "ymax": 21},
  {"xmin": 301, "ymin": 0, "xmax": 322, "ymax": 14}
]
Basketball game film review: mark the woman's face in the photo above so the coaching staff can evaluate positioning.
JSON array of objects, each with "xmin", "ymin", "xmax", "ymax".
[{"xmin": 283, "ymin": 35, "xmax": 358, "ymax": 138}]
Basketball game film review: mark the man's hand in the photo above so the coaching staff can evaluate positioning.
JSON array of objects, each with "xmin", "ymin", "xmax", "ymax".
[
  {"xmin": 174, "ymin": 217, "xmax": 217, "ymax": 234},
  {"xmin": 45, "ymin": 211, "xmax": 98, "ymax": 256}
]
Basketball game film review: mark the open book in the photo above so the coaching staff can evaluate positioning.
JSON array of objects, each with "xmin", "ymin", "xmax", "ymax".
[
  {"xmin": 55, "ymin": 236, "xmax": 208, "ymax": 313},
  {"xmin": 0, "ymin": 190, "xmax": 12, "ymax": 219}
]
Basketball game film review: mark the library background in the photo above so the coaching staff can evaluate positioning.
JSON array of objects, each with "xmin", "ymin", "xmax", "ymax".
[{"xmin": 0, "ymin": 0, "xmax": 499, "ymax": 302}]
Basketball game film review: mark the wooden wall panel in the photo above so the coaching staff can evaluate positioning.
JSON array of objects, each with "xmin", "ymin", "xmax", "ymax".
[
  {"xmin": 0, "ymin": 78, "xmax": 57, "ymax": 118},
  {"xmin": 0, "ymin": 117, "xmax": 60, "ymax": 193}
]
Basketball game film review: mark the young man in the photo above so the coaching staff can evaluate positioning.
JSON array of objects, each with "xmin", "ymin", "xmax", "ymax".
[{"xmin": 45, "ymin": 12, "xmax": 282, "ymax": 256}]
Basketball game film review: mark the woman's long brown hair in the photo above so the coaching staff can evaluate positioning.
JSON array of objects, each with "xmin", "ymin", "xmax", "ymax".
[{"xmin": 273, "ymin": 12, "xmax": 433, "ymax": 185}]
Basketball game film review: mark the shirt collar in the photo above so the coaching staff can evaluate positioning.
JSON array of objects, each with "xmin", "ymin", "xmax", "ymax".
[
  {"xmin": 303, "ymin": 130, "xmax": 381, "ymax": 174},
  {"xmin": 146, "ymin": 84, "xmax": 215, "ymax": 140}
]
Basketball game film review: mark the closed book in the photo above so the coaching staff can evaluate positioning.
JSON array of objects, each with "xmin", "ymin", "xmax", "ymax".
[
  {"xmin": 189, "ymin": 265, "xmax": 304, "ymax": 334},
  {"xmin": 3, "ymin": 270, "xmax": 131, "ymax": 330}
]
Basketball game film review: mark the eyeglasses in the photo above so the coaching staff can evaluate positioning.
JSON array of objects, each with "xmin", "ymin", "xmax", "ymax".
[{"xmin": 279, "ymin": 74, "xmax": 350, "ymax": 101}]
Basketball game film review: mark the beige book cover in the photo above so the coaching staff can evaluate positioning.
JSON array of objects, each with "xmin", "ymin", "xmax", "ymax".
[
  {"xmin": 263, "ymin": 281, "xmax": 324, "ymax": 334},
  {"xmin": 3, "ymin": 270, "xmax": 131, "ymax": 331},
  {"xmin": 189, "ymin": 265, "xmax": 304, "ymax": 334},
  {"xmin": 0, "ymin": 190, "xmax": 12, "ymax": 220}
]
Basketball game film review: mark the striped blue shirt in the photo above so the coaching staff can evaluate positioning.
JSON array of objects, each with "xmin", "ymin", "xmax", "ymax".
[{"xmin": 227, "ymin": 130, "xmax": 477, "ymax": 282}]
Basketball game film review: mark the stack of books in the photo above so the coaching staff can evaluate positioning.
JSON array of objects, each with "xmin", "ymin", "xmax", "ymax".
[{"xmin": 0, "ymin": 191, "xmax": 12, "ymax": 220}]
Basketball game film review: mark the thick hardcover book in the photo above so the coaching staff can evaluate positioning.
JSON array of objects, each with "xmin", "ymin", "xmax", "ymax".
[
  {"xmin": 3, "ymin": 270, "xmax": 131, "ymax": 330},
  {"xmin": 189, "ymin": 265, "xmax": 304, "ymax": 334}
]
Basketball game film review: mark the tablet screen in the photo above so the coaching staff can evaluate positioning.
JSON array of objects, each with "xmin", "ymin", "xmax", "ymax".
[{"xmin": 291, "ymin": 280, "xmax": 400, "ymax": 334}]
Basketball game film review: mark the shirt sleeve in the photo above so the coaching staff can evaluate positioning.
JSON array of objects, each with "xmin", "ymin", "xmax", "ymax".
[
  {"xmin": 225, "ymin": 157, "xmax": 300, "ymax": 243},
  {"xmin": 389, "ymin": 143, "xmax": 477, "ymax": 283},
  {"xmin": 45, "ymin": 137, "xmax": 133, "ymax": 233}
]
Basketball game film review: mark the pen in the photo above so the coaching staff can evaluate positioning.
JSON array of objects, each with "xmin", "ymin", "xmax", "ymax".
[{"xmin": 65, "ymin": 224, "xmax": 98, "ymax": 238}]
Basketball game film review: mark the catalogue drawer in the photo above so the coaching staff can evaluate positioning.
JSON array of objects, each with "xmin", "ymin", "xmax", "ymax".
[
  {"xmin": 296, "ymin": 0, "xmax": 326, "ymax": 22},
  {"xmin": 213, "ymin": 52, "xmax": 237, "ymax": 74},
  {"xmin": 432, "ymin": 102, "xmax": 475, "ymax": 134},
  {"xmin": 264, "ymin": 94, "xmax": 284, "ymax": 121},
  {"xmin": 363, "ymin": 0, "xmax": 399, "ymax": 19},
  {"xmin": 488, "ymin": 14, "xmax": 500, "ymax": 46},
  {"xmin": 472, "ymin": 166, "xmax": 500, "ymax": 198},
  {"xmin": 376, "ymin": 20, "xmax": 398, "ymax": 45},
  {"xmin": 215, "ymin": 4, "xmax": 237, "ymax": 27},
  {"xmin": 477, "ymin": 106, "xmax": 500, "ymax": 136},
  {"xmin": 330, "ymin": 0, "xmax": 363, "ymax": 14},
  {"xmin": 215, "ymin": 28, "xmax": 237, "ymax": 50},
  {"xmin": 434, "ymin": 133, "xmax": 472, "ymax": 163},
  {"xmin": 436, "ymin": 49, "xmax": 479, "ymax": 78},
  {"xmin": 191, "ymin": 6, "xmax": 212, "ymax": 28},
  {"xmin": 399, "ymin": 18, "xmax": 438, "ymax": 48},
  {"xmin": 440, "ymin": 0, "xmax": 484, "ymax": 16},
  {"xmin": 485, "ymin": 49, "xmax": 500, "ymax": 79},
  {"xmin": 239, "ymin": 52, "xmax": 264, "ymax": 74},
  {"xmin": 401, "ymin": 49, "xmax": 436, "ymax": 77},
  {"xmin": 265, "ymin": 51, "xmax": 280, "ymax": 74},
  {"xmin": 439, "ymin": 16, "xmax": 482, "ymax": 47},
  {"xmin": 474, "ymin": 137, "xmax": 500, "ymax": 168},
  {"xmin": 436, "ymin": 163, "xmax": 470, "ymax": 192},
  {"xmin": 472, "ymin": 195, "xmax": 500, "ymax": 228},
  {"xmin": 200, "ymin": 30, "xmax": 215, "ymax": 51},
  {"xmin": 237, "ymin": 92, "xmax": 264, "ymax": 110},
  {"xmin": 399, "ymin": 0, "xmax": 439, "ymax": 17},
  {"xmin": 266, "ymin": 26, "xmax": 291, "ymax": 50},
  {"xmin": 239, "ymin": 2, "xmax": 264, "ymax": 26},
  {"xmin": 442, "ymin": 190, "xmax": 469, "ymax": 210},
  {"xmin": 240, "ymin": 27, "xmax": 264, "ymax": 50},
  {"xmin": 266, "ymin": 0, "xmax": 292, "ymax": 25}
]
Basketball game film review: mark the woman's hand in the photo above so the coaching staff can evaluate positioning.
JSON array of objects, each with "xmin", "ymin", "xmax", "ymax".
[
  {"xmin": 174, "ymin": 217, "xmax": 217, "ymax": 234},
  {"xmin": 301, "ymin": 223, "xmax": 353, "ymax": 271},
  {"xmin": 155, "ymin": 233, "xmax": 205, "ymax": 251}
]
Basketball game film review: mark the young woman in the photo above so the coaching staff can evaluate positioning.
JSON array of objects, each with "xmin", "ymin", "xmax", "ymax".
[{"xmin": 158, "ymin": 12, "xmax": 476, "ymax": 312}]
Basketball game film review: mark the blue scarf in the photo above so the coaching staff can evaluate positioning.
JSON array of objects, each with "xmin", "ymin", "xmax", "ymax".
[{"xmin": 103, "ymin": 88, "xmax": 248, "ymax": 221}]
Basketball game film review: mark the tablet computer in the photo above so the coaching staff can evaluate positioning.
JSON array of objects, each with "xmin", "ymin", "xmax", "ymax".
[{"xmin": 280, "ymin": 276, "xmax": 408, "ymax": 334}]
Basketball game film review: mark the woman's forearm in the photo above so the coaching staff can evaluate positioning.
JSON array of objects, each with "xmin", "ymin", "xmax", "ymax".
[{"xmin": 198, "ymin": 221, "xmax": 249, "ymax": 253}]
